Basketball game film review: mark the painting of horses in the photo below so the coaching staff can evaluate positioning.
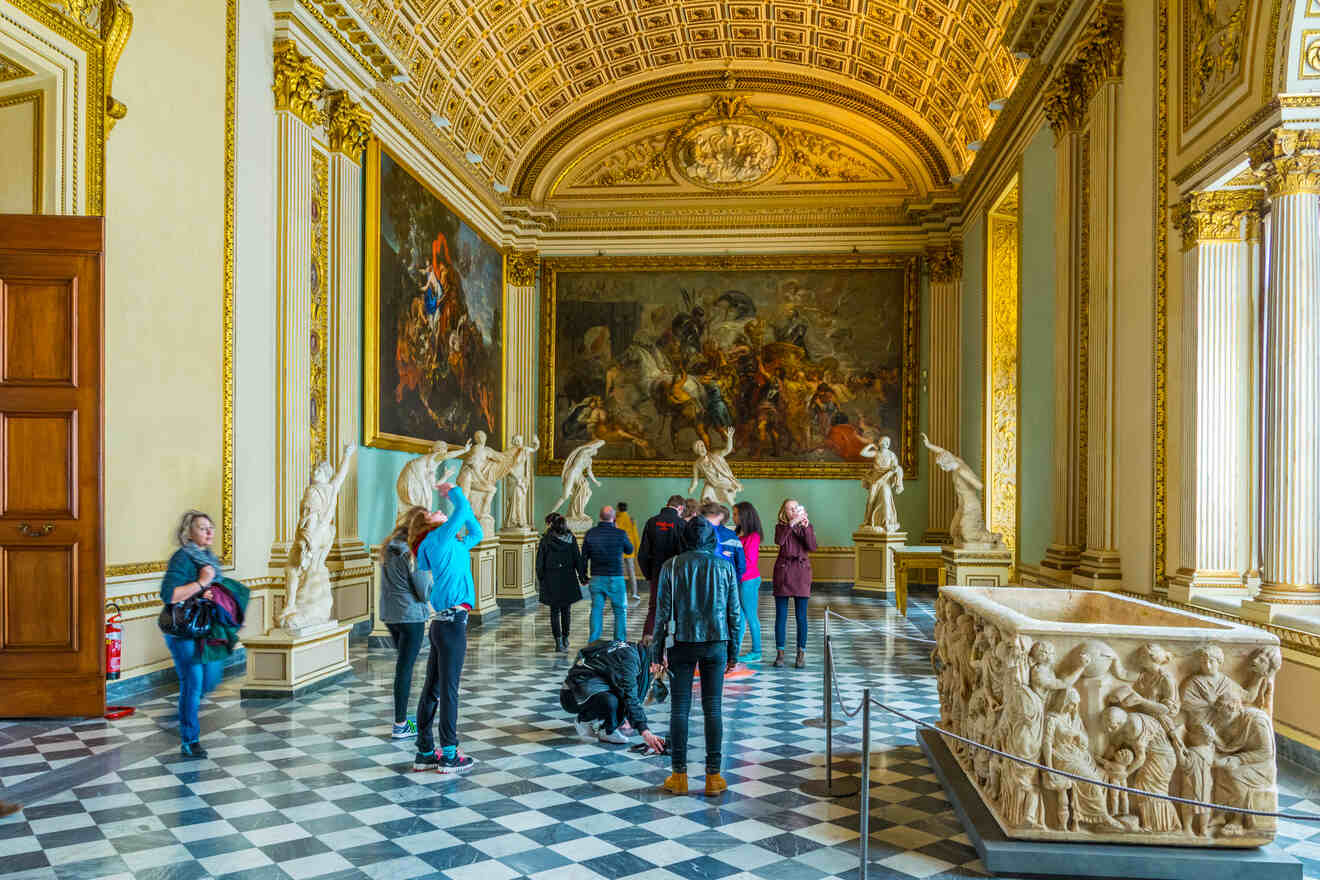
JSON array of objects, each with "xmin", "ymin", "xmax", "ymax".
[
  {"xmin": 538, "ymin": 255, "xmax": 918, "ymax": 478},
  {"xmin": 365, "ymin": 141, "xmax": 504, "ymax": 453}
]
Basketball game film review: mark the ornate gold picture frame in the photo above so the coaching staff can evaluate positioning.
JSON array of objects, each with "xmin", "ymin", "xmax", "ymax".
[{"xmin": 538, "ymin": 254, "xmax": 919, "ymax": 479}]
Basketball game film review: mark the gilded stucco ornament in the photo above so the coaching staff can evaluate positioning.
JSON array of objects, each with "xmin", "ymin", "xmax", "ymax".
[
  {"xmin": 669, "ymin": 96, "xmax": 784, "ymax": 191},
  {"xmin": 1172, "ymin": 191, "xmax": 1261, "ymax": 249},
  {"xmin": 0, "ymin": 51, "xmax": 35, "ymax": 83},
  {"xmin": 1248, "ymin": 129, "xmax": 1320, "ymax": 197},
  {"xmin": 1183, "ymin": 0, "xmax": 1249, "ymax": 123},
  {"xmin": 46, "ymin": 0, "xmax": 133, "ymax": 133},
  {"xmin": 325, "ymin": 90, "xmax": 372, "ymax": 157},
  {"xmin": 506, "ymin": 252, "xmax": 537, "ymax": 287},
  {"xmin": 927, "ymin": 247, "xmax": 963, "ymax": 284},
  {"xmin": 273, "ymin": 40, "xmax": 327, "ymax": 128},
  {"xmin": 1042, "ymin": 5, "xmax": 1122, "ymax": 135}
]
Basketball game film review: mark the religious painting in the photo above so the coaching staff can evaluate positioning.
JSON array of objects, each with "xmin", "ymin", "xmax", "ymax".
[
  {"xmin": 365, "ymin": 140, "xmax": 504, "ymax": 453},
  {"xmin": 538, "ymin": 255, "xmax": 918, "ymax": 478}
]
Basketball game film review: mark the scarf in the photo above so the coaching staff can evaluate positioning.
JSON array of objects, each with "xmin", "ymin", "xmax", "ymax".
[{"xmin": 180, "ymin": 541, "xmax": 223, "ymax": 579}]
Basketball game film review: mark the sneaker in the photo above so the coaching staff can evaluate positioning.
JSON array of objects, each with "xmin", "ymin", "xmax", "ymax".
[
  {"xmin": 574, "ymin": 720, "xmax": 596, "ymax": 738},
  {"xmin": 413, "ymin": 750, "xmax": 440, "ymax": 772},
  {"xmin": 391, "ymin": 719, "xmax": 418, "ymax": 739},
  {"xmin": 438, "ymin": 750, "xmax": 476, "ymax": 774},
  {"xmin": 180, "ymin": 741, "xmax": 208, "ymax": 759},
  {"xmin": 598, "ymin": 728, "xmax": 628, "ymax": 744}
]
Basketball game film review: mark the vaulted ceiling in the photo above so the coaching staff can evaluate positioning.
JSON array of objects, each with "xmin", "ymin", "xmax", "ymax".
[{"xmin": 346, "ymin": 0, "xmax": 1026, "ymax": 225}]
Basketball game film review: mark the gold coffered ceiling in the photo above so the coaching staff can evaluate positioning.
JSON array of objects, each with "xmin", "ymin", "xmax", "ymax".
[{"xmin": 345, "ymin": 0, "xmax": 1025, "ymax": 222}]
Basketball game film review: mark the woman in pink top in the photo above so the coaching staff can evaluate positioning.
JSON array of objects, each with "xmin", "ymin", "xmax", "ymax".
[{"xmin": 733, "ymin": 501, "xmax": 765, "ymax": 661}]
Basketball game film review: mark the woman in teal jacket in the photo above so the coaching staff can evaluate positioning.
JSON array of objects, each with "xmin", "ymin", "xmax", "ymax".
[{"xmin": 413, "ymin": 482, "xmax": 483, "ymax": 773}]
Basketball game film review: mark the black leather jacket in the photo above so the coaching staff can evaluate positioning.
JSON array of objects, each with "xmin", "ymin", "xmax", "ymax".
[
  {"xmin": 654, "ymin": 519, "xmax": 744, "ymax": 659},
  {"xmin": 560, "ymin": 639, "xmax": 654, "ymax": 732}
]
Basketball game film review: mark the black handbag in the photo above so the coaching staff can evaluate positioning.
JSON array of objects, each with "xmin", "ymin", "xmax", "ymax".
[{"xmin": 157, "ymin": 597, "xmax": 216, "ymax": 639}]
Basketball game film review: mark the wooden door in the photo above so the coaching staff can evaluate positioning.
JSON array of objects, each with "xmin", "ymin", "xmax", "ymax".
[{"xmin": 0, "ymin": 215, "xmax": 103, "ymax": 717}]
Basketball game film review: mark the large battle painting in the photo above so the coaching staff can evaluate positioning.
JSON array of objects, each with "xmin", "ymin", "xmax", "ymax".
[
  {"xmin": 365, "ymin": 143, "xmax": 503, "ymax": 452},
  {"xmin": 539, "ymin": 256, "xmax": 918, "ymax": 478}
]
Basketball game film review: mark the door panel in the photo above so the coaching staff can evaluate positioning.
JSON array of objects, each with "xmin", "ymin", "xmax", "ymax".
[{"xmin": 0, "ymin": 215, "xmax": 103, "ymax": 717}]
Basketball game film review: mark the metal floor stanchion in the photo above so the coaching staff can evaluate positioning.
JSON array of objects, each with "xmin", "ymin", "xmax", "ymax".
[
  {"xmin": 800, "ymin": 633, "xmax": 861, "ymax": 798},
  {"xmin": 859, "ymin": 688, "xmax": 872, "ymax": 880},
  {"xmin": 803, "ymin": 611, "xmax": 844, "ymax": 728}
]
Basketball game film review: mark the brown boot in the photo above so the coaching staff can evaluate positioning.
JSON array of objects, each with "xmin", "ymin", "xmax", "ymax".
[
  {"xmin": 773, "ymin": 649, "xmax": 785, "ymax": 667},
  {"xmin": 664, "ymin": 772, "xmax": 689, "ymax": 794},
  {"xmin": 795, "ymin": 649, "xmax": 805, "ymax": 668},
  {"xmin": 0, "ymin": 800, "xmax": 20, "ymax": 818},
  {"xmin": 704, "ymin": 773, "xmax": 728, "ymax": 797}
]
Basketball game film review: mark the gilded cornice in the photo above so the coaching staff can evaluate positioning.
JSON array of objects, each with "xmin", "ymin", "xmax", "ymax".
[
  {"xmin": 273, "ymin": 39, "xmax": 326, "ymax": 128},
  {"xmin": 325, "ymin": 90, "xmax": 372, "ymax": 157},
  {"xmin": 927, "ymin": 246, "xmax": 964, "ymax": 283},
  {"xmin": 1248, "ymin": 128, "xmax": 1320, "ymax": 197},
  {"xmin": 506, "ymin": 251, "xmax": 537, "ymax": 287},
  {"xmin": 1172, "ymin": 190, "xmax": 1261, "ymax": 249},
  {"xmin": 1004, "ymin": 0, "xmax": 1073, "ymax": 59}
]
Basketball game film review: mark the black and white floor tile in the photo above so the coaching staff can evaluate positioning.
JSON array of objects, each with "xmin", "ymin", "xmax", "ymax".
[{"xmin": 0, "ymin": 590, "xmax": 1317, "ymax": 880}]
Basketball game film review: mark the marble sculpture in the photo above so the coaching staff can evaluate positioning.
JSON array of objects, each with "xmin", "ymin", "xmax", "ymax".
[
  {"xmin": 501, "ymin": 433, "xmax": 541, "ymax": 532},
  {"xmin": 933, "ymin": 587, "xmax": 1281, "ymax": 847},
  {"xmin": 859, "ymin": 436, "xmax": 903, "ymax": 532},
  {"xmin": 455, "ymin": 430, "xmax": 506, "ymax": 536},
  {"xmin": 921, "ymin": 432, "xmax": 1002, "ymax": 548},
  {"xmin": 280, "ymin": 443, "xmax": 357, "ymax": 631},
  {"xmin": 549, "ymin": 439, "xmax": 604, "ymax": 530},
  {"xmin": 395, "ymin": 439, "xmax": 470, "ymax": 523},
  {"xmin": 689, "ymin": 426, "xmax": 743, "ymax": 507}
]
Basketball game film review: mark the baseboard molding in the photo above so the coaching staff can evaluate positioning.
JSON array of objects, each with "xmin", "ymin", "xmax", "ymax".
[{"xmin": 1277, "ymin": 729, "xmax": 1320, "ymax": 774}]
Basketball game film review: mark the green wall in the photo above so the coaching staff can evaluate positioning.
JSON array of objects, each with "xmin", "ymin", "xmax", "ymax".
[
  {"xmin": 359, "ymin": 270, "xmax": 933, "ymax": 550},
  {"xmin": 1018, "ymin": 125, "xmax": 1058, "ymax": 566},
  {"xmin": 960, "ymin": 214, "xmax": 985, "ymax": 474}
]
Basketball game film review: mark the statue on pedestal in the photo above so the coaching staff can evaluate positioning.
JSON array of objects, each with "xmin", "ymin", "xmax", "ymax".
[
  {"xmin": 921, "ymin": 432, "xmax": 1003, "ymax": 549},
  {"xmin": 456, "ymin": 430, "xmax": 504, "ymax": 536},
  {"xmin": 859, "ymin": 436, "xmax": 904, "ymax": 532},
  {"xmin": 550, "ymin": 439, "xmax": 604, "ymax": 530},
  {"xmin": 501, "ymin": 433, "xmax": 541, "ymax": 532},
  {"xmin": 689, "ymin": 426, "xmax": 742, "ymax": 507},
  {"xmin": 280, "ymin": 443, "xmax": 357, "ymax": 631},
  {"xmin": 395, "ymin": 439, "xmax": 470, "ymax": 523}
]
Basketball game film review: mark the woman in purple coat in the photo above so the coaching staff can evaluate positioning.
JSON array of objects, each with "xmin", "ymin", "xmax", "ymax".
[{"xmin": 772, "ymin": 498, "xmax": 816, "ymax": 668}]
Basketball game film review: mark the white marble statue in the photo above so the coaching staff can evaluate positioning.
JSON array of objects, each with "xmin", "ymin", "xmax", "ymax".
[
  {"xmin": 456, "ymin": 430, "xmax": 505, "ymax": 536},
  {"xmin": 920, "ymin": 432, "xmax": 1003, "ymax": 548},
  {"xmin": 859, "ymin": 436, "xmax": 904, "ymax": 532},
  {"xmin": 689, "ymin": 426, "xmax": 742, "ymax": 507},
  {"xmin": 280, "ymin": 443, "xmax": 357, "ymax": 631},
  {"xmin": 549, "ymin": 439, "xmax": 604, "ymax": 530},
  {"xmin": 500, "ymin": 433, "xmax": 541, "ymax": 532},
  {"xmin": 395, "ymin": 439, "xmax": 470, "ymax": 523}
]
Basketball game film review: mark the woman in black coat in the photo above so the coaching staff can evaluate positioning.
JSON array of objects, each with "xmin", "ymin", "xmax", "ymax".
[{"xmin": 537, "ymin": 514, "xmax": 587, "ymax": 652}]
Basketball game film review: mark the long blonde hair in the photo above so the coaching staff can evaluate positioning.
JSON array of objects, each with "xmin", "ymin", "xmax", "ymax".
[{"xmin": 777, "ymin": 498, "xmax": 799, "ymax": 525}]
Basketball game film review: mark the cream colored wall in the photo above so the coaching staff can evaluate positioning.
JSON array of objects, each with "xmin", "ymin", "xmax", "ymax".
[
  {"xmin": 0, "ymin": 90, "xmax": 38, "ymax": 212},
  {"xmin": 104, "ymin": 0, "xmax": 228, "ymax": 567}
]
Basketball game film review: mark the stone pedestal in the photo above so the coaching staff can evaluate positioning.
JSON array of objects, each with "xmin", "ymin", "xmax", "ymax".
[
  {"xmin": 852, "ymin": 529, "xmax": 906, "ymax": 600},
  {"xmin": 240, "ymin": 621, "xmax": 353, "ymax": 699},
  {"xmin": 469, "ymin": 537, "xmax": 500, "ymax": 625},
  {"xmin": 498, "ymin": 529, "xmax": 539, "ymax": 611},
  {"xmin": 942, "ymin": 546, "xmax": 1014, "ymax": 587}
]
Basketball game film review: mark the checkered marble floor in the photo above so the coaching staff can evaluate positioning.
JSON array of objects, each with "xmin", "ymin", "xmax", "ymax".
[{"xmin": 0, "ymin": 589, "xmax": 1318, "ymax": 880}]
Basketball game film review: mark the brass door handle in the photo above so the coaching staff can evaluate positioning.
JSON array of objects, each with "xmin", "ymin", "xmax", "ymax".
[{"xmin": 17, "ymin": 522, "xmax": 55, "ymax": 537}]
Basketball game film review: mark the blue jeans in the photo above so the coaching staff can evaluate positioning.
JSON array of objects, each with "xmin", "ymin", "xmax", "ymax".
[
  {"xmin": 668, "ymin": 641, "xmax": 728, "ymax": 774},
  {"xmin": 739, "ymin": 577, "xmax": 763, "ymax": 654},
  {"xmin": 588, "ymin": 576, "xmax": 628, "ymax": 642},
  {"xmin": 164, "ymin": 635, "xmax": 223, "ymax": 744},
  {"xmin": 775, "ymin": 596, "xmax": 809, "ymax": 650}
]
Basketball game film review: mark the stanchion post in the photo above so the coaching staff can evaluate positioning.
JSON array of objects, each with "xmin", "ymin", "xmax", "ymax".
[
  {"xmin": 800, "ymin": 632, "xmax": 859, "ymax": 798},
  {"xmin": 803, "ymin": 610, "xmax": 843, "ymax": 729},
  {"xmin": 859, "ymin": 688, "xmax": 871, "ymax": 880}
]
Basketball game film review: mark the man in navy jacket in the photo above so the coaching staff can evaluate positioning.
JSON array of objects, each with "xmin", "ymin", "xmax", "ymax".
[{"xmin": 582, "ymin": 506, "xmax": 634, "ymax": 642}]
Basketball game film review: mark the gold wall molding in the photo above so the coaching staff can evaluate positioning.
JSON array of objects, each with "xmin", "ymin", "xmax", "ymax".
[
  {"xmin": 986, "ymin": 179, "xmax": 1021, "ymax": 565},
  {"xmin": 1172, "ymin": 190, "xmax": 1261, "ymax": 248},
  {"xmin": 1248, "ymin": 127, "xmax": 1320, "ymax": 196},
  {"xmin": 310, "ymin": 149, "xmax": 329, "ymax": 469},
  {"xmin": 325, "ymin": 90, "xmax": 371, "ymax": 158},
  {"xmin": 42, "ymin": 0, "xmax": 131, "ymax": 132},
  {"xmin": 1155, "ymin": 0, "xmax": 1171, "ymax": 588},
  {"xmin": 272, "ymin": 39, "xmax": 326, "ymax": 128},
  {"xmin": 1079, "ymin": 130, "xmax": 1091, "ymax": 546},
  {"xmin": 0, "ymin": 49, "xmax": 35, "ymax": 82},
  {"xmin": 927, "ymin": 245, "xmax": 963, "ymax": 283},
  {"xmin": 0, "ymin": 89, "xmax": 43, "ymax": 213},
  {"xmin": 506, "ymin": 251, "xmax": 537, "ymax": 287},
  {"xmin": 1173, "ymin": 99, "xmax": 1279, "ymax": 186}
]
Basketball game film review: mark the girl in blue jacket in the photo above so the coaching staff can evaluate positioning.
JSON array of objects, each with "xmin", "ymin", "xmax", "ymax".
[{"xmin": 413, "ymin": 482, "xmax": 483, "ymax": 773}]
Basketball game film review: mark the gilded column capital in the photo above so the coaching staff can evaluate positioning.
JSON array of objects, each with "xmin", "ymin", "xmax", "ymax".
[
  {"xmin": 325, "ymin": 90, "xmax": 372, "ymax": 158},
  {"xmin": 506, "ymin": 251, "xmax": 538, "ymax": 287},
  {"xmin": 1172, "ymin": 191, "xmax": 1261, "ymax": 249},
  {"xmin": 1248, "ymin": 128, "xmax": 1320, "ymax": 197},
  {"xmin": 1075, "ymin": 5, "xmax": 1124, "ymax": 92},
  {"xmin": 1043, "ymin": 64, "xmax": 1088, "ymax": 134},
  {"xmin": 927, "ymin": 247, "xmax": 963, "ymax": 283},
  {"xmin": 273, "ymin": 40, "xmax": 326, "ymax": 128}
]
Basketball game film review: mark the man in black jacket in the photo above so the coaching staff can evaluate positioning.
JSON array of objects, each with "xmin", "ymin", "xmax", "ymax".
[
  {"xmin": 561, "ymin": 639, "xmax": 666, "ymax": 750},
  {"xmin": 653, "ymin": 517, "xmax": 743, "ymax": 798},
  {"xmin": 639, "ymin": 494, "xmax": 687, "ymax": 640}
]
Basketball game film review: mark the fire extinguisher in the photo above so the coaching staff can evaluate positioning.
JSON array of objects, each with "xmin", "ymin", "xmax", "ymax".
[{"xmin": 105, "ymin": 602, "xmax": 123, "ymax": 681}]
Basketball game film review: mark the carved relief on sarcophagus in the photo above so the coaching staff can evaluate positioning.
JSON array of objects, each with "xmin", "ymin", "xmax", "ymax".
[{"xmin": 933, "ymin": 588, "xmax": 1281, "ymax": 847}]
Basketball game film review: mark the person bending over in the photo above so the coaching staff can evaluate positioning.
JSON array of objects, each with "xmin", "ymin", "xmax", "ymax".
[
  {"xmin": 653, "ymin": 517, "xmax": 743, "ymax": 797},
  {"xmin": 561, "ymin": 639, "xmax": 666, "ymax": 750}
]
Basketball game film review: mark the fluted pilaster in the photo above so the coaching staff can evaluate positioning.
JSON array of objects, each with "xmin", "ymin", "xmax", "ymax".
[
  {"xmin": 925, "ymin": 248, "xmax": 961, "ymax": 544},
  {"xmin": 1168, "ymin": 191, "xmax": 1258, "ymax": 601}
]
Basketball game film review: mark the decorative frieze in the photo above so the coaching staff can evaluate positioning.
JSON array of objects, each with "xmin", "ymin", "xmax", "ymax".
[
  {"xmin": 325, "ymin": 90, "xmax": 372, "ymax": 158},
  {"xmin": 1172, "ymin": 191, "xmax": 1261, "ymax": 249},
  {"xmin": 273, "ymin": 39, "xmax": 326, "ymax": 128}
]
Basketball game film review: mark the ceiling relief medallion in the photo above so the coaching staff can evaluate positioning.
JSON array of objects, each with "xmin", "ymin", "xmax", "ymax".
[{"xmin": 670, "ymin": 97, "xmax": 783, "ymax": 190}]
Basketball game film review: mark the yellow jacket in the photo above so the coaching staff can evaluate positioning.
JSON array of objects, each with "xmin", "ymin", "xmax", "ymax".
[{"xmin": 617, "ymin": 510, "xmax": 640, "ymax": 560}]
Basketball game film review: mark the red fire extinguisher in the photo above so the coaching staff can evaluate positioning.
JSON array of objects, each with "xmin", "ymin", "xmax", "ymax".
[{"xmin": 105, "ymin": 602, "xmax": 122, "ymax": 681}]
